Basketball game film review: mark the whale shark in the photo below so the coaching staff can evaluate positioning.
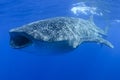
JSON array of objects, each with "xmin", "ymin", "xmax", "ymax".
[{"xmin": 9, "ymin": 17, "xmax": 114, "ymax": 54}]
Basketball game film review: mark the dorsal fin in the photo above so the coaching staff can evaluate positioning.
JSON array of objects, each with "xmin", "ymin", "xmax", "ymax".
[
  {"xmin": 89, "ymin": 15, "xmax": 94, "ymax": 24},
  {"xmin": 104, "ymin": 26, "xmax": 109, "ymax": 34},
  {"xmin": 104, "ymin": 24, "xmax": 111, "ymax": 36}
]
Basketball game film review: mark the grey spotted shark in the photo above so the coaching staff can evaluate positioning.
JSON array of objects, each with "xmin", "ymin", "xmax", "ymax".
[{"xmin": 9, "ymin": 17, "xmax": 114, "ymax": 54}]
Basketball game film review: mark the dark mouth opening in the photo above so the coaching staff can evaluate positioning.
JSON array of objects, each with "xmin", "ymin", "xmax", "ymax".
[{"xmin": 10, "ymin": 32, "xmax": 32, "ymax": 49}]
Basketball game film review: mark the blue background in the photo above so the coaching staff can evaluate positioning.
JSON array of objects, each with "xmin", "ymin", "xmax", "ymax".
[{"xmin": 0, "ymin": 0, "xmax": 120, "ymax": 80}]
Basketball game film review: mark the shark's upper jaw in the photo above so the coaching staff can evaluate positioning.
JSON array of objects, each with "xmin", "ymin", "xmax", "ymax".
[{"xmin": 9, "ymin": 32, "xmax": 33, "ymax": 49}]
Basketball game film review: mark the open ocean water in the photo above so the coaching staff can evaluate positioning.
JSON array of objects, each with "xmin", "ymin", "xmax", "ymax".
[{"xmin": 0, "ymin": 0, "xmax": 120, "ymax": 80}]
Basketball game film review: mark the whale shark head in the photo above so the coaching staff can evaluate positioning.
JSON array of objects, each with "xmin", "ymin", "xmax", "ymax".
[
  {"xmin": 9, "ymin": 31, "xmax": 33, "ymax": 49},
  {"xmin": 9, "ymin": 30, "xmax": 75, "ymax": 55}
]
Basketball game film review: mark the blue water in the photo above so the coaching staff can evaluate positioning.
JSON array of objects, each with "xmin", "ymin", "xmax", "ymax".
[{"xmin": 0, "ymin": 0, "xmax": 120, "ymax": 80}]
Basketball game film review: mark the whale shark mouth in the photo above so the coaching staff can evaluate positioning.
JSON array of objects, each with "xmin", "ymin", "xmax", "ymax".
[{"xmin": 9, "ymin": 32, "xmax": 33, "ymax": 49}]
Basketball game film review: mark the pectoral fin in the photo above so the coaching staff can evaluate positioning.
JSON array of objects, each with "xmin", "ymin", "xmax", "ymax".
[
  {"xmin": 95, "ymin": 37, "xmax": 114, "ymax": 48},
  {"xmin": 80, "ymin": 37, "xmax": 114, "ymax": 48}
]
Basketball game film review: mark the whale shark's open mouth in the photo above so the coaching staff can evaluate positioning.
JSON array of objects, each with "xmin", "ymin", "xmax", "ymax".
[{"xmin": 9, "ymin": 32, "xmax": 33, "ymax": 49}]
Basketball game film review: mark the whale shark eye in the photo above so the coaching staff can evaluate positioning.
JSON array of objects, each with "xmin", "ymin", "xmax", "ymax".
[{"xmin": 10, "ymin": 32, "xmax": 32, "ymax": 48}]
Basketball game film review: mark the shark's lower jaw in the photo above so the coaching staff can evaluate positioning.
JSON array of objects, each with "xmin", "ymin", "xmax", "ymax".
[{"xmin": 9, "ymin": 32, "xmax": 32, "ymax": 49}]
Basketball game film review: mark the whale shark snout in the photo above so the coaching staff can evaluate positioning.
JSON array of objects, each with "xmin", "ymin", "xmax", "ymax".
[{"xmin": 9, "ymin": 32, "xmax": 33, "ymax": 49}]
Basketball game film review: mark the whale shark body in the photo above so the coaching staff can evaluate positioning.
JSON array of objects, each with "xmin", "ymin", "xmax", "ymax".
[{"xmin": 9, "ymin": 17, "xmax": 114, "ymax": 54}]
